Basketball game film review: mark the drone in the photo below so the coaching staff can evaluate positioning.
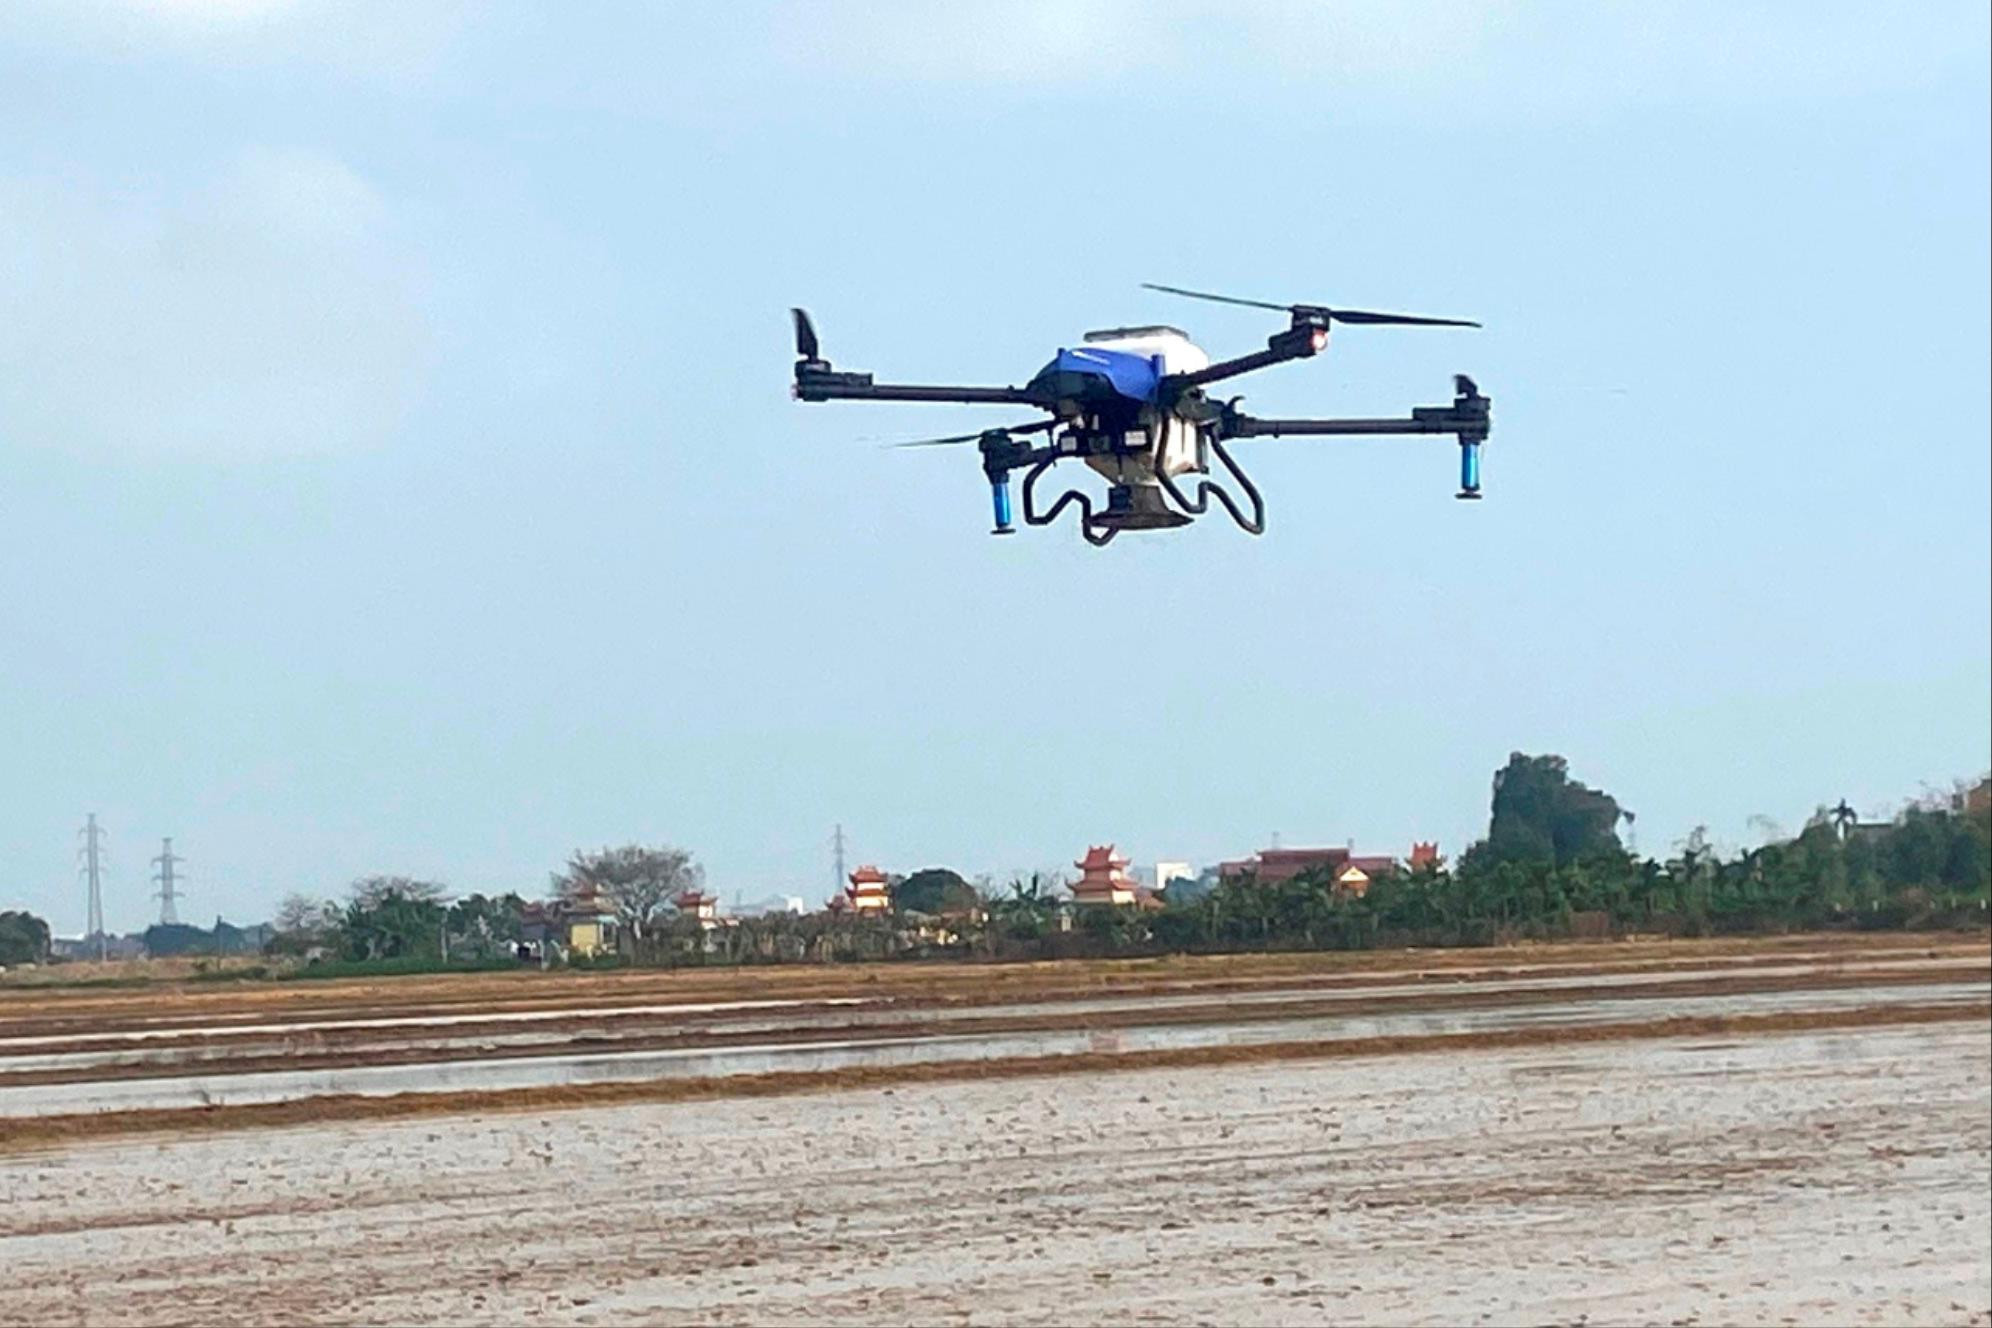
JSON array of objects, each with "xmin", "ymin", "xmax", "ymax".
[{"xmin": 790, "ymin": 283, "xmax": 1491, "ymax": 545}]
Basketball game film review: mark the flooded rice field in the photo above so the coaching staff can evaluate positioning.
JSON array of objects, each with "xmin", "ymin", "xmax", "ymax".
[
  {"xmin": 0, "ymin": 936, "xmax": 1985, "ymax": 1325},
  {"xmin": 0, "ymin": 1019, "xmax": 1985, "ymax": 1326},
  {"xmin": 0, "ymin": 945, "xmax": 1984, "ymax": 1118},
  {"xmin": 0, "ymin": 976, "xmax": 1982, "ymax": 1117}
]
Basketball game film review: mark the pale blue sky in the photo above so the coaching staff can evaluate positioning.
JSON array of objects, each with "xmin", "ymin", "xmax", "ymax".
[{"xmin": 3, "ymin": 1, "xmax": 1987, "ymax": 931}]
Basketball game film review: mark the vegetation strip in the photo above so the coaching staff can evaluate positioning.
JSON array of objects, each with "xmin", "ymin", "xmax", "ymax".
[{"xmin": 2, "ymin": 1000, "xmax": 1981, "ymax": 1153}]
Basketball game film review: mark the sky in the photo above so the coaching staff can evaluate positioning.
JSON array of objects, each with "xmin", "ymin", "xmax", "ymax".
[{"xmin": 2, "ymin": 1, "xmax": 1987, "ymax": 931}]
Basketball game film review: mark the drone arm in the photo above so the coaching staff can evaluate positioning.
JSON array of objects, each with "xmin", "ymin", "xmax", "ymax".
[
  {"xmin": 793, "ymin": 368, "xmax": 1038, "ymax": 406},
  {"xmin": 1160, "ymin": 320, "xmax": 1328, "ymax": 396},
  {"xmin": 1220, "ymin": 377, "xmax": 1493, "ymax": 498},
  {"xmin": 1224, "ymin": 414, "xmax": 1462, "ymax": 438},
  {"xmin": 1222, "ymin": 376, "xmax": 1489, "ymax": 442},
  {"xmin": 791, "ymin": 307, "xmax": 1038, "ymax": 405}
]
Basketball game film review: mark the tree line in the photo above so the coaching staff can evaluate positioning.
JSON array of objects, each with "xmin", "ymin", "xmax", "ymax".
[
  {"xmin": 7, "ymin": 754, "xmax": 1985, "ymax": 973},
  {"xmin": 1141, "ymin": 756, "xmax": 1988, "ymax": 956},
  {"xmin": 285, "ymin": 754, "xmax": 1981, "ymax": 969}
]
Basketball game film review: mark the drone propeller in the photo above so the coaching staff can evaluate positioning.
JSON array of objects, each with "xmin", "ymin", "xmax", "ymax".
[
  {"xmin": 1142, "ymin": 282, "xmax": 1480, "ymax": 328},
  {"xmin": 791, "ymin": 308, "xmax": 820, "ymax": 360},
  {"xmin": 881, "ymin": 419, "xmax": 1056, "ymax": 449}
]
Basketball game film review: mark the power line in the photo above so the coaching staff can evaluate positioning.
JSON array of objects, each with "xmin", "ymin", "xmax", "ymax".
[
  {"xmin": 78, "ymin": 814, "xmax": 108, "ymax": 961},
  {"xmin": 151, "ymin": 837, "xmax": 185, "ymax": 927}
]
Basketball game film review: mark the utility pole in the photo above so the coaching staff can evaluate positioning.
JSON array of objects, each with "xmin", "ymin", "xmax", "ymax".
[
  {"xmin": 151, "ymin": 838, "xmax": 184, "ymax": 927},
  {"xmin": 832, "ymin": 823, "xmax": 848, "ymax": 894},
  {"xmin": 78, "ymin": 814, "xmax": 108, "ymax": 960}
]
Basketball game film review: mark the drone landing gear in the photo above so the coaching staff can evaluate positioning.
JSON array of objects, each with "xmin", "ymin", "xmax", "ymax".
[
  {"xmin": 1000, "ymin": 432, "xmax": 1264, "ymax": 544},
  {"xmin": 1154, "ymin": 432, "xmax": 1266, "ymax": 536},
  {"xmin": 1019, "ymin": 457, "xmax": 1121, "ymax": 546}
]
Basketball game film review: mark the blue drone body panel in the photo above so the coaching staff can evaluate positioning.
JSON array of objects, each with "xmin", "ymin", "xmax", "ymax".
[{"xmin": 1044, "ymin": 346, "xmax": 1163, "ymax": 403}]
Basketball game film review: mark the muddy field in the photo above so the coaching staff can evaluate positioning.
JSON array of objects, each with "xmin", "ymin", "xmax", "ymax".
[{"xmin": 0, "ymin": 935, "xmax": 1986, "ymax": 1326}]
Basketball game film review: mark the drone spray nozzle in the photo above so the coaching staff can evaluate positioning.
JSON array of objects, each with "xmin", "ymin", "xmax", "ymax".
[
  {"xmin": 1457, "ymin": 439, "xmax": 1483, "ymax": 500},
  {"xmin": 977, "ymin": 429, "xmax": 1029, "ymax": 535},
  {"xmin": 989, "ymin": 476, "xmax": 1015, "ymax": 534}
]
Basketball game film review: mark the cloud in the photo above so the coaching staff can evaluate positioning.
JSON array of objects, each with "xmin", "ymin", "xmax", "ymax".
[
  {"xmin": 768, "ymin": 0, "xmax": 1985, "ymax": 108},
  {"xmin": 8, "ymin": 3, "xmax": 1977, "ymax": 123},
  {"xmin": 773, "ymin": 0, "xmax": 1180, "ymax": 87},
  {"xmin": 0, "ymin": 148, "xmax": 429, "ymax": 457},
  {"xmin": 2, "ymin": 0, "xmax": 469, "ymax": 86}
]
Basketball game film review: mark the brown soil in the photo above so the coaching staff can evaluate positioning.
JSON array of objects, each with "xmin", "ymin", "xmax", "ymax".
[
  {"xmin": 2, "ymin": 931, "xmax": 1981, "ymax": 1038},
  {"xmin": 4, "ymin": 998, "xmax": 1980, "ymax": 1153},
  {"xmin": 5, "ymin": 1017, "xmax": 1984, "ymax": 1327},
  {"xmin": 4, "ymin": 958, "xmax": 1981, "ymax": 1088}
]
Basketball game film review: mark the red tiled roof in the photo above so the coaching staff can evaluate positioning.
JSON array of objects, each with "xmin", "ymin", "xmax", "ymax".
[
  {"xmin": 1223, "ymin": 846, "xmax": 1350, "ymax": 884},
  {"xmin": 1076, "ymin": 844, "xmax": 1129, "ymax": 871}
]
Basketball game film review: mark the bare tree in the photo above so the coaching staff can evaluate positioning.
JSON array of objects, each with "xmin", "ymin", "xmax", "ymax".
[
  {"xmin": 348, "ymin": 876, "xmax": 448, "ymax": 909},
  {"xmin": 552, "ymin": 844, "xmax": 701, "ymax": 943},
  {"xmin": 273, "ymin": 892, "xmax": 336, "ymax": 938}
]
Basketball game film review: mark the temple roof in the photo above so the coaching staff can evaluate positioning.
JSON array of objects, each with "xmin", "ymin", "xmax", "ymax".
[{"xmin": 1076, "ymin": 844, "xmax": 1129, "ymax": 872}]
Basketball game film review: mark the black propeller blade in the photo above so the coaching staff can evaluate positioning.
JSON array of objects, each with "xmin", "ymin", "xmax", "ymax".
[
  {"xmin": 881, "ymin": 419, "xmax": 1056, "ymax": 449},
  {"xmin": 1143, "ymin": 282, "xmax": 1480, "ymax": 328},
  {"xmin": 791, "ymin": 308, "xmax": 820, "ymax": 360}
]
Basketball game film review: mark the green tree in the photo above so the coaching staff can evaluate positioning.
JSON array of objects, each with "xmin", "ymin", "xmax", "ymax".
[
  {"xmin": 988, "ymin": 873, "xmax": 1060, "ymax": 943},
  {"xmin": 1482, "ymin": 752, "xmax": 1628, "ymax": 867},
  {"xmin": 142, "ymin": 922, "xmax": 216, "ymax": 957},
  {"xmin": 0, "ymin": 910, "xmax": 52, "ymax": 966},
  {"xmin": 341, "ymin": 877, "xmax": 447, "ymax": 961},
  {"xmin": 891, "ymin": 867, "xmax": 979, "ymax": 915},
  {"xmin": 446, "ymin": 892, "xmax": 528, "ymax": 959}
]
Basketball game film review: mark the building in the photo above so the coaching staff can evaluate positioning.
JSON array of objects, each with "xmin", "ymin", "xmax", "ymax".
[
  {"xmin": 845, "ymin": 864, "xmax": 892, "ymax": 913},
  {"xmin": 676, "ymin": 888, "xmax": 719, "ymax": 928},
  {"xmin": 1333, "ymin": 856, "xmax": 1401, "ymax": 898},
  {"xmin": 1070, "ymin": 845, "xmax": 1139, "ymax": 907},
  {"xmin": 522, "ymin": 893, "xmax": 618, "ymax": 958},
  {"xmin": 737, "ymin": 893, "xmax": 807, "ymax": 917},
  {"xmin": 1220, "ymin": 844, "xmax": 1426, "ymax": 897},
  {"xmin": 1154, "ymin": 860, "xmax": 1195, "ymax": 892},
  {"xmin": 1219, "ymin": 845, "xmax": 1354, "ymax": 886}
]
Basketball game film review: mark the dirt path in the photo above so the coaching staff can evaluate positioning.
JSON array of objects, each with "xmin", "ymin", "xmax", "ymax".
[{"xmin": 1, "ymin": 1020, "xmax": 1986, "ymax": 1327}]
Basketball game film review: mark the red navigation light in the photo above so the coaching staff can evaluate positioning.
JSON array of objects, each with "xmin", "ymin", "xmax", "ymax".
[{"xmin": 1310, "ymin": 328, "xmax": 1330, "ymax": 353}]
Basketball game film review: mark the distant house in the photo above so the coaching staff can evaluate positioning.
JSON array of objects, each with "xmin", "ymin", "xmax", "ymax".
[
  {"xmin": 1220, "ymin": 846, "xmax": 1354, "ymax": 887},
  {"xmin": 1070, "ymin": 846, "xmax": 1140, "ymax": 907},
  {"xmin": 844, "ymin": 865, "xmax": 892, "ymax": 913},
  {"xmin": 676, "ymin": 889, "xmax": 720, "ymax": 929},
  {"xmin": 736, "ymin": 894, "xmax": 807, "ymax": 917},
  {"xmin": 1220, "ymin": 844, "xmax": 1431, "ymax": 897},
  {"xmin": 522, "ymin": 894, "xmax": 619, "ymax": 958}
]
